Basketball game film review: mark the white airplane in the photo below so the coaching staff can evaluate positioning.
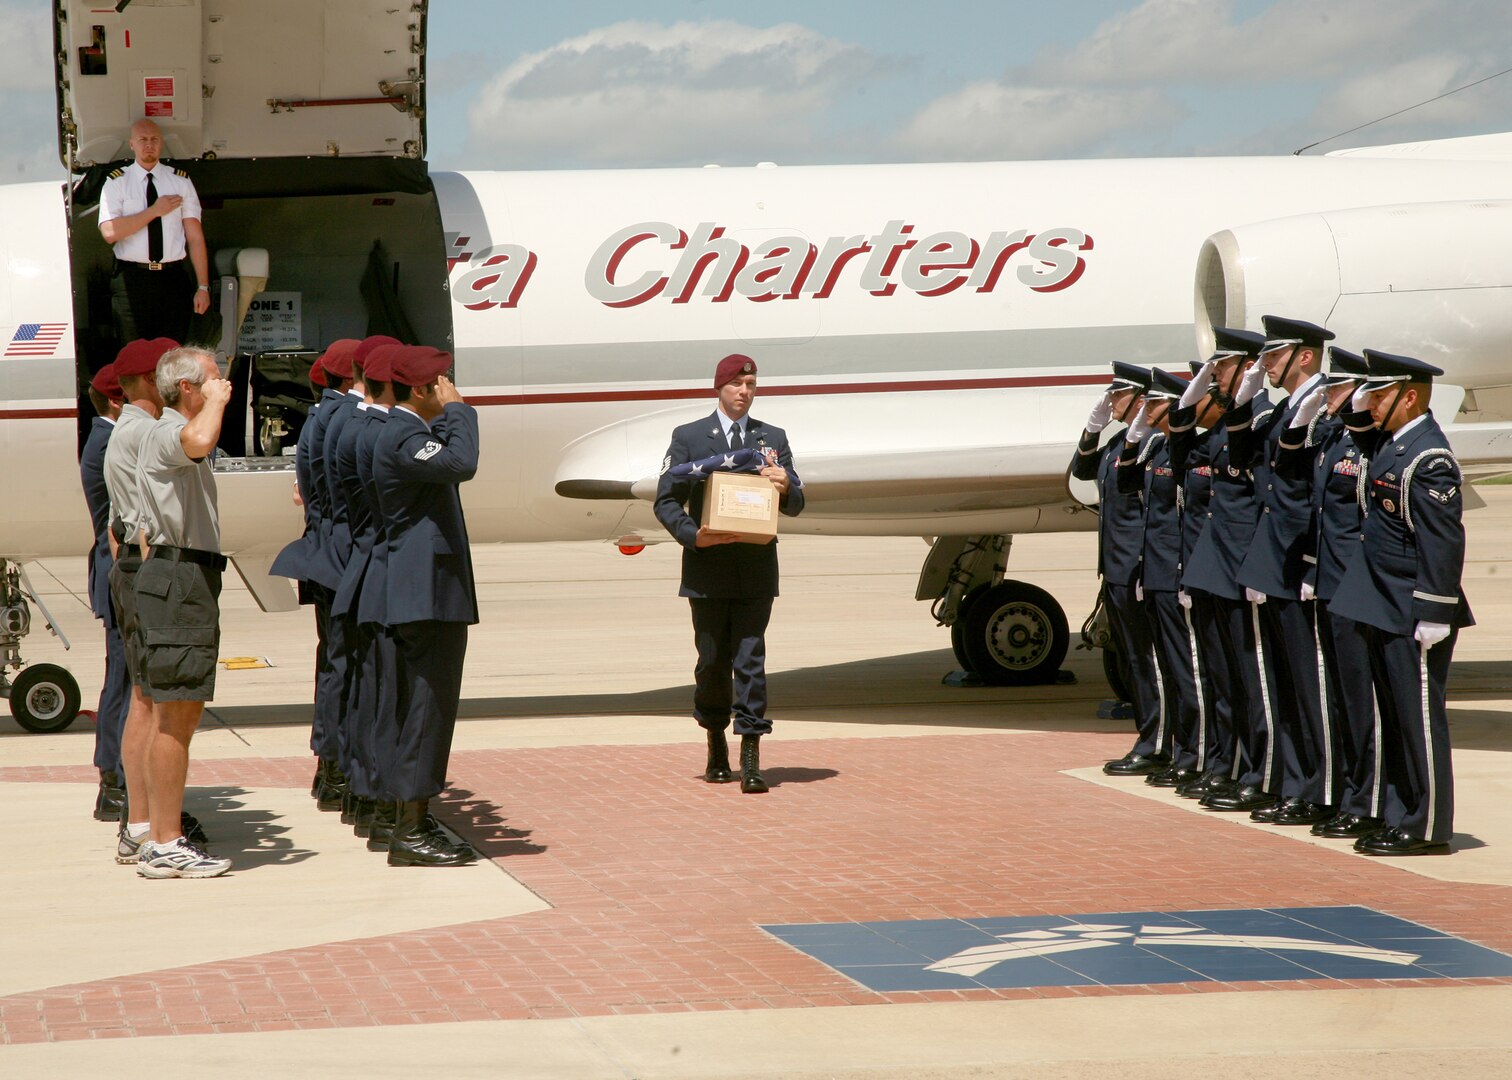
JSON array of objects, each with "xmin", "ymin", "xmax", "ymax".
[{"xmin": 3, "ymin": 0, "xmax": 1511, "ymax": 730}]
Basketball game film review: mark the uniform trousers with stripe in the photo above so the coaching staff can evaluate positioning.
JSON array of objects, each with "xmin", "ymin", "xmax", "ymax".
[
  {"xmin": 1316, "ymin": 603, "xmax": 1380, "ymax": 820},
  {"xmin": 1143, "ymin": 590, "xmax": 1198, "ymax": 768},
  {"xmin": 1256, "ymin": 596, "xmax": 1331, "ymax": 805},
  {"xmin": 1214, "ymin": 596, "xmax": 1274, "ymax": 790},
  {"xmin": 1188, "ymin": 590, "xmax": 1232, "ymax": 778},
  {"xmin": 391, "ymin": 621, "xmax": 468, "ymax": 802},
  {"xmin": 1363, "ymin": 624, "xmax": 1456, "ymax": 844},
  {"xmin": 1103, "ymin": 583, "xmax": 1163, "ymax": 757}
]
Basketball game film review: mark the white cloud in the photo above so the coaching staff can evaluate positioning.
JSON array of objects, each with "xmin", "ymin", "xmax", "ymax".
[
  {"xmin": 465, "ymin": 20, "xmax": 885, "ymax": 167},
  {"xmin": 1020, "ymin": 0, "xmax": 1506, "ymax": 84},
  {"xmin": 0, "ymin": 4, "xmax": 53, "ymax": 92},
  {"xmin": 892, "ymin": 82, "xmax": 1182, "ymax": 161}
]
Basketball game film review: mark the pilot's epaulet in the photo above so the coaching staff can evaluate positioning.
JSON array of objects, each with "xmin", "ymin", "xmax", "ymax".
[
  {"xmin": 107, "ymin": 168, "xmax": 124, "ymax": 179},
  {"xmin": 173, "ymin": 167, "xmax": 190, "ymax": 178}
]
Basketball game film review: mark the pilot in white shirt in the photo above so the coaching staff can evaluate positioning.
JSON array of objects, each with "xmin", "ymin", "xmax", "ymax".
[{"xmin": 99, "ymin": 119, "xmax": 211, "ymax": 344}]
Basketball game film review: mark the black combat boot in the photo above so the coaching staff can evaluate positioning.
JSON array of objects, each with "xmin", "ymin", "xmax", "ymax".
[
  {"xmin": 317, "ymin": 762, "xmax": 349, "ymax": 812},
  {"xmin": 704, "ymin": 729, "xmax": 733, "ymax": 783},
  {"xmin": 366, "ymin": 801, "xmax": 397, "ymax": 852},
  {"xmin": 388, "ymin": 800, "xmax": 476, "ymax": 867},
  {"xmin": 310, "ymin": 758, "xmax": 327, "ymax": 799},
  {"xmin": 94, "ymin": 770, "xmax": 127, "ymax": 822},
  {"xmin": 739, "ymin": 734, "xmax": 768, "ymax": 794},
  {"xmin": 352, "ymin": 796, "xmax": 378, "ymax": 838}
]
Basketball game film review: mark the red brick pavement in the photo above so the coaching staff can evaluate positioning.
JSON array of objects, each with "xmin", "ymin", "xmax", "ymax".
[{"xmin": 3, "ymin": 729, "xmax": 1510, "ymax": 1044}]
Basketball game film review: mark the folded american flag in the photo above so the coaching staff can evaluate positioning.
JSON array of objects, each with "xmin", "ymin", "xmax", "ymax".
[{"xmin": 665, "ymin": 446, "xmax": 802, "ymax": 487}]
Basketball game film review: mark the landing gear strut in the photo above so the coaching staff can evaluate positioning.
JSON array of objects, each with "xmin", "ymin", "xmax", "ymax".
[{"xmin": 0, "ymin": 559, "xmax": 82, "ymax": 733}]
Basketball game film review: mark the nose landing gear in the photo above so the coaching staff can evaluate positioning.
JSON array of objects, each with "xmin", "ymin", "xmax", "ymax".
[{"xmin": 0, "ymin": 559, "xmax": 82, "ymax": 733}]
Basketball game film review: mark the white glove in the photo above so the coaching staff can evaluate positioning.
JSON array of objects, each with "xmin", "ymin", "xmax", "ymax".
[
  {"xmin": 1300, "ymin": 581, "xmax": 1315, "ymax": 602},
  {"xmin": 1135, "ymin": 581, "xmax": 1144, "ymax": 602},
  {"xmin": 1289, "ymin": 385, "xmax": 1327, "ymax": 429},
  {"xmin": 1414, "ymin": 621, "xmax": 1451, "ymax": 648},
  {"xmin": 1126, "ymin": 401, "xmax": 1154, "ymax": 444},
  {"xmin": 1086, "ymin": 389, "xmax": 1115, "ymax": 433},
  {"xmin": 1245, "ymin": 587, "xmax": 1267, "ymax": 605},
  {"xmin": 1351, "ymin": 385, "xmax": 1372, "ymax": 413},
  {"xmin": 1234, "ymin": 362, "xmax": 1266, "ymax": 406},
  {"xmin": 1177, "ymin": 590, "xmax": 1192, "ymax": 610},
  {"xmin": 1180, "ymin": 361, "xmax": 1215, "ymax": 409}
]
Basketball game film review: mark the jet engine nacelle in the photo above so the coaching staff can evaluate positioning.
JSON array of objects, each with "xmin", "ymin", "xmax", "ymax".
[{"xmin": 1195, "ymin": 199, "xmax": 1512, "ymax": 389}]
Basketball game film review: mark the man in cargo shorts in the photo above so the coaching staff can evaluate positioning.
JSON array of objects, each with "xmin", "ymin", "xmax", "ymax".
[{"xmin": 132, "ymin": 346, "xmax": 234, "ymax": 878}]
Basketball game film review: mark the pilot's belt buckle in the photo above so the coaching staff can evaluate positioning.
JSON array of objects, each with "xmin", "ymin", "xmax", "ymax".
[{"xmin": 146, "ymin": 261, "xmax": 163, "ymax": 271}]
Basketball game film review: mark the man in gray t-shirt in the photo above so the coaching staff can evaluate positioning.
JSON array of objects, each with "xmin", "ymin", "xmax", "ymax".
[{"xmin": 132, "ymin": 346, "xmax": 234, "ymax": 879}]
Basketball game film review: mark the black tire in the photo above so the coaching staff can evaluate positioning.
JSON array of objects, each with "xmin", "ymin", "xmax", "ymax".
[
  {"xmin": 1102, "ymin": 646, "xmax": 1133, "ymax": 704},
  {"xmin": 959, "ymin": 580, "xmax": 1069, "ymax": 686},
  {"xmin": 9, "ymin": 663, "xmax": 82, "ymax": 734},
  {"xmin": 949, "ymin": 587, "xmax": 986, "ymax": 670}
]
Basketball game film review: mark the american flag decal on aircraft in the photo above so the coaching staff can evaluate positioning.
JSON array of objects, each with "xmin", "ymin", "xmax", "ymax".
[{"xmin": 4, "ymin": 323, "xmax": 68, "ymax": 358}]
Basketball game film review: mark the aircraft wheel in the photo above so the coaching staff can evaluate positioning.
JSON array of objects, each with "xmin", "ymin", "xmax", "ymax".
[
  {"xmin": 9, "ymin": 663, "xmax": 82, "ymax": 733},
  {"xmin": 1102, "ymin": 646, "xmax": 1133, "ymax": 704},
  {"xmin": 960, "ymin": 580, "xmax": 1068, "ymax": 686}
]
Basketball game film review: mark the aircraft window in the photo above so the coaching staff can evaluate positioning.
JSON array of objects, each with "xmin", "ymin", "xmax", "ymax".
[{"xmin": 78, "ymin": 25, "xmax": 107, "ymax": 77}]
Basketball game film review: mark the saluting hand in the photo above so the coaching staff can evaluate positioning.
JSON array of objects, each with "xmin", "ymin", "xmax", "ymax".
[
  {"xmin": 1126, "ymin": 401, "xmax": 1154, "ymax": 443},
  {"xmin": 1234, "ymin": 361, "xmax": 1266, "ymax": 406},
  {"xmin": 1180, "ymin": 360, "xmax": 1215, "ymax": 408},
  {"xmin": 435, "ymin": 375, "xmax": 465, "ymax": 406},
  {"xmin": 1085, "ymin": 389, "xmax": 1115, "ymax": 433},
  {"xmin": 1288, "ymin": 383, "xmax": 1327, "ymax": 429},
  {"xmin": 202, "ymin": 377, "xmax": 233, "ymax": 409}
]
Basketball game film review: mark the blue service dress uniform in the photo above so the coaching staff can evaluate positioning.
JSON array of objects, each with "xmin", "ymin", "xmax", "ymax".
[
  {"xmin": 271, "ymin": 390, "xmax": 341, "ymax": 772},
  {"xmin": 653, "ymin": 414, "xmax": 804, "ymax": 735},
  {"xmin": 81, "ymin": 415, "xmax": 128, "ymax": 775},
  {"xmin": 372, "ymin": 402, "xmax": 480, "ymax": 802},
  {"xmin": 320, "ymin": 391, "xmax": 365, "ymax": 788},
  {"xmin": 1181, "ymin": 391, "xmax": 1276, "ymax": 796},
  {"xmin": 1232, "ymin": 380, "xmax": 1332, "ymax": 808},
  {"xmin": 1118, "ymin": 432, "xmax": 1196, "ymax": 770},
  {"xmin": 353, "ymin": 407, "xmax": 400, "ymax": 809},
  {"xmin": 1166, "ymin": 417, "xmax": 1230, "ymax": 782},
  {"xmin": 1073, "ymin": 427, "xmax": 1163, "ymax": 759},
  {"xmin": 1275, "ymin": 409, "xmax": 1380, "ymax": 824},
  {"xmin": 1330, "ymin": 412, "xmax": 1471, "ymax": 845},
  {"xmin": 331, "ymin": 403, "xmax": 386, "ymax": 803},
  {"xmin": 303, "ymin": 387, "xmax": 350, "ymax": 768}
]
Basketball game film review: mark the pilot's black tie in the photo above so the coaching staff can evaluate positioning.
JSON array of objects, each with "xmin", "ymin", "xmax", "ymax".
[{"xmin": 145, "ymin": 172, "xmax": 163, "ymax": 264}]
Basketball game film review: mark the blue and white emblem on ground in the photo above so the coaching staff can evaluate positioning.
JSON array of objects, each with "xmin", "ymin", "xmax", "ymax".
[{"xmin": 761, "ymin": 907, "xmax": 1512, "ymax": 991}]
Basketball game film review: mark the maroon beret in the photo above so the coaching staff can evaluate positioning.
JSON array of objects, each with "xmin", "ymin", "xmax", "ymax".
[
  {"xmin": 388, "ymin": 346, "xmax": 453, "ymax": 388},
  {"xmin": 714, "ymin": 353, "xmax": 757, "ymax": 388},
  {"xmin": 90, "ymin": 363, "xmax": 124, "ymax": 401},
  {"xmin": 114, "ymin": 337, "xmax": 179, "ymax": 379},
  {"xmin": 354, "ymin": 335, "xmax": 402, "ymax": 370},
  {"xmin": 318, "ymin": 338, "xmax": 362, "ymax": 381},
  {"xmin": 309, "ymin": 358, "xmax": 328, "ymax": 388},
  {"xmin": 362, "ymin": 343, "xmax": 403, "ymax": 384}
]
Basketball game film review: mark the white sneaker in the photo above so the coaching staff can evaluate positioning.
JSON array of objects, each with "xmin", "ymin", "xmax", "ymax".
[{"xmin": 137, "ymin": 837, "xmax": 232, "ymax": 879}]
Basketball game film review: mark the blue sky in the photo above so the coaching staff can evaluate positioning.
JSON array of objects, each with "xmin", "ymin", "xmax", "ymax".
[{"xmin": 5, "ymin": 1, "xmax": 1511, "ymax": 179}]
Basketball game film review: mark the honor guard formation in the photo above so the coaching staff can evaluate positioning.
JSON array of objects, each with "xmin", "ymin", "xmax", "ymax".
[{"xmin": 1075, "ymin": 317, "xmax": 1470, "ymax": 857}]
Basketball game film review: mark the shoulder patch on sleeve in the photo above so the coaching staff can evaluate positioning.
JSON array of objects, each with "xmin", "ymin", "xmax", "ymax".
[
  {"xmin": 414, "ymin": 440, "xmax": 443, "ymax": 461},
  {"xmin": 659, "ymin": 454, "xmax": 672, "ymax": 476}
]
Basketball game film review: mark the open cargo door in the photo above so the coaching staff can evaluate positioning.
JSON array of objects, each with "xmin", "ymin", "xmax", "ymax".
[{"xmin": 56, "ymin": 0, "xmax": 427, "ymax": 169}]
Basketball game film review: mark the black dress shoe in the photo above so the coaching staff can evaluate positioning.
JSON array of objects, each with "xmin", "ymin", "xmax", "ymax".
[
  {"xmin": 94, "ymin": 771, "xmax": 127, "ymax": 822},
  {"xmin": 1102, "ymin": 752, "xmax": 1168, "ymax": 777},
  {"xmin": 1174, "ymin": 772, "xmax": 1224, "ymax": 799},
  {"xmin": 1323, "ymin": 814, "xmax": 1384, "ymax": 840},
  {"xmin": 1272, "ymin": 801, "xmax": 1334, "ymax": 827},
  {"xmin": 1312, "ymin": 811, "xmax": 1352, "ymax": 836},
  {"xmin": 1202, "ymin": 784, "xmax": 1278, "ymax": 813},
  {"xmin": 740, "ymin": 734, "xmax": 768, "ymax": 794},
  {"xmin": 1249, "ymin": 796, "xmax": 1300, "ymax": 823},
  {"xmin": 1144, "ymin": 766, "xmax": 1181, "ymax": 787},
  {"xmin": 1355, "ymin": 826, "xmax": 1451, "ymax": 857},
  {"xmin": 703, "ymin": 729, "xmax": 733, "ymax": 783}
]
